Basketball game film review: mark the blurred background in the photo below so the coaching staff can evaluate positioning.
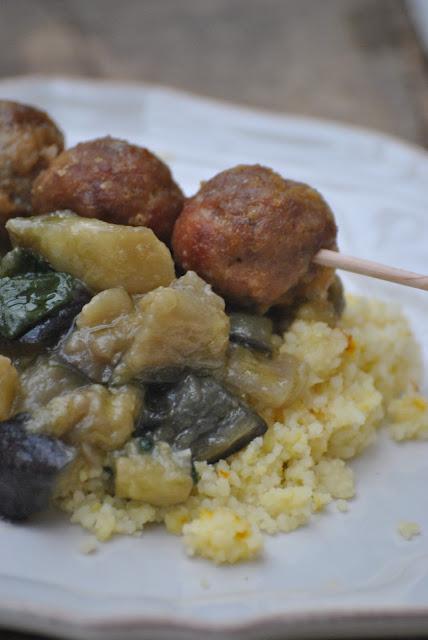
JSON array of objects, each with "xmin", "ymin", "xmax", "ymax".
[{"xmin": 0, "ymin": 0, "xmax": 427, "ymax": 146}]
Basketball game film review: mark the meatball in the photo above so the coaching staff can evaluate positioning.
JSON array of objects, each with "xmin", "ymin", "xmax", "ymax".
[
  {"xmin": 0, "ymin": 100, "xmax": 64, "ymax": 241},
  {"xmin": 32, "ymin": 136, "xmax": 184, "ymax": 243},
  {"xmin": 172, "ymin": 164, "xmax": 337, "ymax": 311}
]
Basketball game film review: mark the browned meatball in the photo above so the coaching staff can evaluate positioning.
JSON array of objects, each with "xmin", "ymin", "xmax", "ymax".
[
  {"xmin": 32, "ymin": 136, "xmax": 184, "ymax": 243},
  {"xmin": 172, "ymin": 165, "xmax": 337, "ymax": 311},
  {"xmin": 0, "ymin": 100, "xmax": 64, "ymax": 240}
]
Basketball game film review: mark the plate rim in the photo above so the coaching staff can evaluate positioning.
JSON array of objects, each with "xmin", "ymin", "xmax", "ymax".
[{"xmin": 1, "ymin": 73, "xmax": 427, "ymax": 162}]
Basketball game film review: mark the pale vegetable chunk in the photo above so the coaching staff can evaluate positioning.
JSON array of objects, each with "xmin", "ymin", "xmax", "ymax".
[
  {"xmin": 17, "ymin": 355, "xmax": 85, "ymax": 414},
  {"xmin": 0, "ymin": 355, "xmax": 19, "ymax": 420},
  {"xmin": 6, "ymin": 211, "xmax": 175, "ymax": 294},
  {"xmin": 27, "ymin": 384, "xmax": 142, "ymax": 450},
  {"xmin": 113, "ymin": 271, "xmax": 229, "ymax": 383},
  {"xmin": 225, "ymin": 346, "xmax": 306, "ymax": 409},
  {"xmin": 114, "ymin": 441, "xmax": 193, "ymax": 506},
  {"xmin": 59, "ymin": 288, "xmax": 136, "ymax": 383}
]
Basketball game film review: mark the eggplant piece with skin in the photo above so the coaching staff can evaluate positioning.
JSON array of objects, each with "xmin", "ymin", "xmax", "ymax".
[
  {"xmin": 136, "ymin": 373, "xmax": 267, "ymax": 463},
  {"xmin": 0, "ymin": 247, "xmax": 51, "ymax": 277},
  {"xmin": 0, "ymin": 246, "xmax": 92, "ymax": 347},
  {"xmin": 229, "ymin": 312, "xmax": 274, "ymax": 355},
  {"xmin": 18, "ymin": 284, "xmax": 91, "ymax": 348},
  {"xmin": 0, "ymin": 413, "xmax": 76, "ymax": 521},
  {"xmin": 0, "ymin": 271, "xmax": 91, "ymax": 342},
  {"xmin": 0, "ymin": 272, "xmax": 84, "ymax": 340}
]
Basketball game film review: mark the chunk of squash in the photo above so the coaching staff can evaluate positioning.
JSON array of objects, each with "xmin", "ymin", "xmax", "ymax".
[
  {"xmin": 113, "ymin": 271, "xmax": 229, "ymax": 383},
  {"xmin": 27, "ymin": 384, "xmax": 142, "ymax": 451},
  {"xmin": 59, "ymin": 288, "xmax": 136, "ymax": 383},
  {"xmin": 6, "ymin": 212, "xmax": 175, "ymax": 294},
  {"xmin": 114, "ymin": 441, "xmax": 193, "ymax": 506}
]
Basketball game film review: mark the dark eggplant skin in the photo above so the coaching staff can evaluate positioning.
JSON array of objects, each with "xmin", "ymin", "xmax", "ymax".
[
  {"xmin": 0, "ymin": 246, "xmax": 92, "ymax": 344},
  {"xmin": 136, "ymin": 373, "xmax": 267, "ymax": 463},
  {"xmin": 18, "ymin": 285, "xmax": 92, "ymax": 348},
  {"xmin": 0, "ymin": 285, "xmax": 91, "ymax": 358},
  {"xmin": 0, "ymin": 247, "xmax": 51, "ymax": 277},
  {"xmin": 0, "ymin": 414, "xmax": 76, "ymax": 521}
]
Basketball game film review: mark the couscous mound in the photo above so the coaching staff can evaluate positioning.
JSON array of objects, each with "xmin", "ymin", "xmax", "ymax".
[{"xmin": 57, "ymin": 296, "xmax": 426, "ymax": 563}]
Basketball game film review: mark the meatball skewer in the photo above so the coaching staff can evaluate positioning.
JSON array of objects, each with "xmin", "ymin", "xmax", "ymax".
[
  {"xmin": 172, "ymin": 164, "xmax": 338, "ymax": 312},
  {"xmin": 32, "ymin": 136, "xmax": 184, "ymax": 244},
  {"xmin": 172, "ymin": 164, "xmax": 427, "ymax": 309}
]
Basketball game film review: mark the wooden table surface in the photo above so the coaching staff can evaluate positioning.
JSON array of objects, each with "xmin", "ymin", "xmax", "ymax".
[
  {"xmin": 0, "ymin": 1, "xmax": 428, "ymax": 639},
  {"xmin": 0, "ymin": 0, "xmax": 427, "ymax": 148}
]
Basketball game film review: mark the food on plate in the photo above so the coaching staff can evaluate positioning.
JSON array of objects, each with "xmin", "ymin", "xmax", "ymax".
[
  {"xmin": 172, "ymin": 164, "xmax": 337, "ymax": 310},
  {"xmin": 114, "ymin": 440, "xmax": 193, "ymax": 506},
  {"xmin": 0, "ymin": 100, "xmax": 64, "ymax": 242},
  {"xmin": 137, "ymin": 373, "xmax": 268, "ymax": 463},
  {"xmin": 58, "ymin": 271, "xmax": 229, "ymax": 384},
  {"xmin": 0, "ymin": 102, "xmax": 426, "ymax": 564},
  {"xmin": 397, "ymin": 521, "xmax": 421, "ymax": 540},
  {"xmin": 6, "ymin": 211, "xmax": 175, "ymax": 293},
  {"xmin": 0, "ymin": 413, "xmax": 75, "ymax": 520},
  {"xmin": 32, "ymin": 136, "xmax": 184, "ymax": 243}
]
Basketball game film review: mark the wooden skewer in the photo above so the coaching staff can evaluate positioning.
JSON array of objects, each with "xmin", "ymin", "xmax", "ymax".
[{"xmin": 313, "ymin": 249, "xmax": 428, "ymax": 292}]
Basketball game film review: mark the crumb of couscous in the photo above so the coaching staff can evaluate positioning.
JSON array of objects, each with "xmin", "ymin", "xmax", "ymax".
[
  {"xmin": 183, "ymin": 507, "xmax": 263, "ymax": 564},
  {"xmin": 397, "ymin": 521, "xmax": 421, "ymax": 540},
  {"xmin": 388, "ymin": 394, "xmax": 428, "ymax": 441},
  {"xmin": 79, "ymin": 536, "xmax": 98, "ymax": 554},
  {"xmin": 336, "ymin": 499, "xmax": 349, "ymax": 513},
  {"xmin": 57, "ymin": 296, "xmax": 426, "ymax": 564}
]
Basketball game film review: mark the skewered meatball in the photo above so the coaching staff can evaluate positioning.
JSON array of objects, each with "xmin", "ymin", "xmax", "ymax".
[
  {"xmin": 0, "ymin": 100, "xmax": 64, "ymax": 241},
  {"xmin": 172, "ymin": 164, "xmax": 337, "ymax": 311},
  {"xmin": 32, "ymin": 136, "xmax": 184, "ymax": 243}
]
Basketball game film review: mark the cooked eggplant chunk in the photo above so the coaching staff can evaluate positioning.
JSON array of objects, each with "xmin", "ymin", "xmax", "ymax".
[
  {"xmin": 137, "ymin": 373, "xmax": 267, "ymax": 463},
  {"xmin": 229, "ymin": 312, "xmax": 274, "ymax": 354},
  {"xmin": 112, "ymin": 271, "xmax": 230, "ymax": 384},
  {"xmin": 0, "ymin": 272, "xmax": 74, "ymax": 339},
  {"xmin": 27, "ymin": 384, "xmax": 142, "ymax": 451},
  {"xmin": 0, "ymin": 246, "xmax": 91, "ymax": 345},
  {"xmin": 225, "ymin": 345, "xmax": 306, "ymax": 408},
  {"xmin": 17, "ymin": 355, "xmax": 85, "ymax": 414},
  {"xmin": 0, "ymin": 414, "xmax": 76, "ymax": 520},
  {"xmin": 0, "ymin": 247, "xmax": 51, "ymax": 277},
  {"xmin": 6, "ymin": 212, "xmax": 175, "ymax": 294},
  {"xmin": 114, "ymin": 440, "xmax": 193, "ymax": 506},
  {"xmin": 62, "ymin": 272, "xmax": 229, "ymax": 385},
  {"xmin": 19, "ymin": 284, "xmax": 91, "ymax": 348},
  {"xmin": 0, "ymin": 268, "xmax": 90, "ymax": 341},
  {"xmin": 58, "ymin": 287, "xmax": 135, "ymax": 383}
]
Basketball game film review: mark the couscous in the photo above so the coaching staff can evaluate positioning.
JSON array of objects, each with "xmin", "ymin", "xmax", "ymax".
[{"xmin": 57, "ymin": 295, "xmax": 427, "ymax": 563}]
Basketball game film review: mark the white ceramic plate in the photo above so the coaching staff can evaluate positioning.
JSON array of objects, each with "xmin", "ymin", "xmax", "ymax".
[{"xmin": 0, "ymin": 77, "xmax": 427, "ymax": 640}]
